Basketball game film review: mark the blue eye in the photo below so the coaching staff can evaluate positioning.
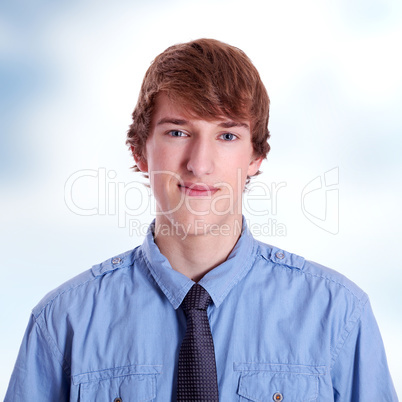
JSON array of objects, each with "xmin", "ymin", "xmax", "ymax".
[
  {"xmin": 220, "ymin": 133, "xmax": 237, "ymax": 141},
  {"xmin": 168, "ymin": 130, "xmax": 187, "ymax": 137}
]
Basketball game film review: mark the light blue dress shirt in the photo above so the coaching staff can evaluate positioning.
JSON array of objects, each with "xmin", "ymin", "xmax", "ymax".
[{"xmin": 6, "ymin": 219, "xmax": 398, "ymax": 401}]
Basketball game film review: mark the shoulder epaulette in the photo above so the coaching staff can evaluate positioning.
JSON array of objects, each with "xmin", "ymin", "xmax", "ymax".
[
  {"xmin": 257, "ymin": 241, "xmax": 305, "ymax": 270},
  {"xmin": 91, "ymin": 248, "xmax": 136, "ymax": 277}
]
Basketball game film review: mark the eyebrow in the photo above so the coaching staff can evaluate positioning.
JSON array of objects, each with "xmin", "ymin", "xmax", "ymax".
[
  {"xmin": 156, "ymin": 117, "xmax": 249, "ymax": 129},
  {"xmin": 218, "ymin": 121, "xmax": 249, "ymax": 129},
  {"xmin": 156, "ymin": 118, "xmax": 189, "ymax": 126}
]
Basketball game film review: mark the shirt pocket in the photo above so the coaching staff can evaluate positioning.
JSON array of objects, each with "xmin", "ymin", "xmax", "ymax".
[
  {"xmin": 234, "ymin": 363, "xmax": 326, "ymax": 402},
  {"xmin": 72, "ymin": 364, "xmax": 162, "ymax": 402}
]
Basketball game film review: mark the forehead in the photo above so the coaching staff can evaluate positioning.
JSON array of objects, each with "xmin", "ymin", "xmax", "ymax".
[
  {"xmin": 151, "ymin": 93, "xmax": 250, "ymax": 129},
  {"xmin": 151, "ymin": 94, "xmax": 189, "ymax": 122}
]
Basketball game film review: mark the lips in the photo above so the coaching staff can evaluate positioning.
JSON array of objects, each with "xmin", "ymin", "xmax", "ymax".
[{"xmin": 178, "ymin": 182, "xmax": 219, "ymax": 197}]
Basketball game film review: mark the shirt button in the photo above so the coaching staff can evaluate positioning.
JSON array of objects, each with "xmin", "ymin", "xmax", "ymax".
[
  {"xmin": 112, "ymin": 257, "xmax": 121, "ymax": 264},
  {"xmin": 275, "ymin": 251, "xmax": 285, "ymax": 259},
  {"xmin": 273, "ymin": 392, "xmax": 283, "ymax": 401},
  {"xmin": 114, "ymin": 398, "xmax": 122, "ymax": 402}
]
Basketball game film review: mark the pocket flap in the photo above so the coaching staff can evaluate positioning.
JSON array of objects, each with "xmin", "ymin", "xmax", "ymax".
[
  {"xmin": 74, "ymin": 364, "xmax": 162, "ymax": 402},
  {"xmin": 235, "ymin": 363, "xmax": 325, "ymax": 402}
]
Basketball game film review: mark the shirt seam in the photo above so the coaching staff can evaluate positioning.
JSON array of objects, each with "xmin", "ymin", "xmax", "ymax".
[
  {"xmin": 330, "ymin": 296, "xmax": 369, "ymax": 369},
  {"xmin": 72, "ymin": 364, "xmax": 163, "ymax": 385},
  {"xmin": 33, "ymin": 266, "xmax": 133, "ymax": 319},
  {"xmin": 75, "ymin": 363, "xmax": 163, "ymax": 377},
  {"xmin": 300, "ymin": 271, "xmax": 365, "ymax": 301},
  {"xmin": 233, "ymin": 362, "xmax": 327, "ymax": 375},
  {"xmin": 290, "ymin": 267, "xmax": 369, "ymax": 368},
  {"xmin": 261, "ymin": 252, "xmax": 365, "ymax": 302},
  {"xmin": 267, "ymin": 259, "xmax": 369, "ymax": 369},
  {"xmin": 269, "ymin": 261, "xmax": 366, "ymax": 302},
  {"xmin": 34, "ymin": 313, "xmax": 72, "ymax": 379}
]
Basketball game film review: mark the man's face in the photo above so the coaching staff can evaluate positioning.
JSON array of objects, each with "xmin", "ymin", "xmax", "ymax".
[{"xmin": 135, "ymin": 94, "xmax": 262, "ymax": 235}]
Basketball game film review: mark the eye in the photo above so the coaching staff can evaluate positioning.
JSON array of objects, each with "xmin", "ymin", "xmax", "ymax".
[
  {"xmin": 220, "ymin": 133, "xmax": 237, "ymax": 141},
  {"xmin": 168, "ymin": 130, "xmax": 188, "ymax": 137}
]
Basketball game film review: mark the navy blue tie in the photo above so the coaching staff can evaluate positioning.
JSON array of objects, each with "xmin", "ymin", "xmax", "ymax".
[{"xmin": 177, "ymin": 284, "xmax": 219, "ymax": 401}]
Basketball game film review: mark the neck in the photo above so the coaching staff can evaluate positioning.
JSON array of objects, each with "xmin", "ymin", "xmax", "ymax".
[{"xmin": 154, "ymin": 215, "xmax": 243, "ymax": 282}]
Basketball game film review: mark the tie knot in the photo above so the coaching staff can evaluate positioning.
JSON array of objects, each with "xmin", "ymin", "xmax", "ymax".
[{"xmin": 181, "ymin": 284, "xmax": 211, "ymax": 312}]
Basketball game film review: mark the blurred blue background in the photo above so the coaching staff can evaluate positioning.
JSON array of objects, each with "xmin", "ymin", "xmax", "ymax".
[{"xmin": 1, "ymin": 0, "xmax": 401, "ymax": 397}]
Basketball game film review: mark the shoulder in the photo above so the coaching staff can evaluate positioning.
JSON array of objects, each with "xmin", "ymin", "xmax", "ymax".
[
  {"xmin": 32, "ymin": 246, "xmax": 142, "ymax": 319},
  {"xmin": 254, "ymin": 239, "xmax": 367, "ymax": 304}
]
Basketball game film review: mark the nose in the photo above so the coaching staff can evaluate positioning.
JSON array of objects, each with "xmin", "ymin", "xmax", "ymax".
[{"xmin": 186, "ymin": 137, "xmax": 214, "ymax": 177}]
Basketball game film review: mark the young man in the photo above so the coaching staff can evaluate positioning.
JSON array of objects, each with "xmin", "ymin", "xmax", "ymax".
[{"xmin": 6, "ymin": 39, "xmax": 397, "ymax": 400}]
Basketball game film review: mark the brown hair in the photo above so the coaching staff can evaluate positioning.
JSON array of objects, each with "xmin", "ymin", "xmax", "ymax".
[{"xmin": 126, "ymin": 38, "xmax": 270, "ymax": 177}]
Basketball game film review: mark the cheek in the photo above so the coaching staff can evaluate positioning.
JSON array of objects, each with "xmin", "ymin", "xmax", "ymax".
[
  {"xmin": 148, "ymin": 145, "xmax": 181, "ymax": 172},
  {"xmin": 150, "ymin": 170, "xmax": 180, "ymax": 204},
  {"xmin": 236, "ymin": 158, "xmax": 255, "ymax": 191},
  {"xmin": 227, "ymin": 155, "xmax": 253, "ymax": 177},
  {"xmin": 219, "ymin": 165, "xmax": 248, "ymax": 194},
  {"xmin": 151, "ymin": 171, "xmax": 170, "ymax": 194}
]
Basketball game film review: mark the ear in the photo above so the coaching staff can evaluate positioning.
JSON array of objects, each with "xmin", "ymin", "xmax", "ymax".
[
  {"xmin": 131, "ymin": 146, "xmax": 148, "ymax": 172},
  {"xmin": 247, "ymin": 155, "xmax": 264, "ymax": 177}
]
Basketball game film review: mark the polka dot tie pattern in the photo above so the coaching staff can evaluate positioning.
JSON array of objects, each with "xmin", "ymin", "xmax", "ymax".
[{"xmin": 177, "ymin": 284, "xmax": 219, "ymax": 401}]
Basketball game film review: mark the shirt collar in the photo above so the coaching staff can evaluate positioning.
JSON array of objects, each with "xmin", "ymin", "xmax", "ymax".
[{"xmin": 140, "ymin": 217, "xmax": 258, "ymax": 309}]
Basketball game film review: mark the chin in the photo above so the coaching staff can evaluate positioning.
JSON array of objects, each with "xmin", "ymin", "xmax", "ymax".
[{"xmin": 171, "ymin": 211, "xmax": 236, "ymax": 237}]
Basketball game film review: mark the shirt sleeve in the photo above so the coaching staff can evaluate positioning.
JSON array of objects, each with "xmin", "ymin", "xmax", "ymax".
[
  {"xmin": 5, "ymin": 313, "xmax": 70, "ymax": 401},
  {"xmin": 331, "ymin": 298, "xmax": 398, "ymax": 401}
]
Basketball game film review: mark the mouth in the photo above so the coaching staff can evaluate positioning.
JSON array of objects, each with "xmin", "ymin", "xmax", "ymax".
[{"xmin": 178, "ymin": 182, "xmax": 219, "ymax": 197}]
